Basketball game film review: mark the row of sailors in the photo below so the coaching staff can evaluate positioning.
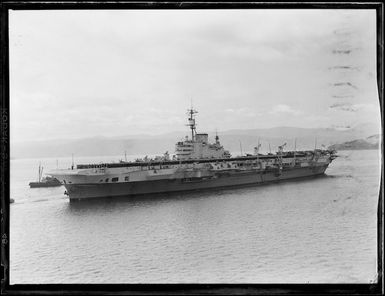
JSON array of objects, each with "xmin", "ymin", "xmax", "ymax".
[{"xmin": 84, "ymin": 149, "xmax": 335, "ymax": 169}]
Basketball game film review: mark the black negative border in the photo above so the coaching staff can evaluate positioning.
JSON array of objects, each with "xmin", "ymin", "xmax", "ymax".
[{"xmin": 0, "ymin": 1, "xmax": 383, "ymax": 295}]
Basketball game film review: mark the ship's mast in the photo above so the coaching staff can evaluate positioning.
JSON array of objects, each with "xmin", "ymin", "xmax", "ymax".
[
  {"xmin": 186, "ymin": 107, "xmax": 198, "ymax": 141},
  {"xmin": 239, "ymin": 141, "xmax": 243, "ymax": 156},
  {"xmin": 38, "ymin": 162, "xmax": 41, "ymax": 182},
  {"xmin": 215, "ymin": 129, "xmax": 219, "ymax": 144}
]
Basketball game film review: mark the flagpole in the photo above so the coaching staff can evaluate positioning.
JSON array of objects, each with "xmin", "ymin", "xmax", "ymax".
[
  {"xmin": 239, "ymin": 141, "xmax": 243, "ymax": 156},
  {"xmin": 38, "ymin": 162, "xmax": 41, "ymax": 182},
  {"xmin": 257, "ymin": 138, "xmax": 260, "ymax": 165}
]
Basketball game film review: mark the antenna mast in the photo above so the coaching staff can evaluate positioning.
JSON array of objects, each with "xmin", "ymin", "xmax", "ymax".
[
  {"xmin": 38, "ymin": 162, "xmax": 41, "ymax": 182},
  {"xmin": 215, "ymin": 129, "xmax": 219, "ymax": 144},
  {"xmin": 257, "ymin": 138, "xmax": 260, "ymax": 163},
  {"xmin": 186, "ymin": 104, "xmax": 198, "ymax": 141},
  {"xmin": 239, "ymin": 141, "xmax": 243, "ymax": 156}
]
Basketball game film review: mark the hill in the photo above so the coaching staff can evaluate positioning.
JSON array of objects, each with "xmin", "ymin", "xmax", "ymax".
[
  {"xmin": 10, "ymin": 125, "xmax": 381, "ymax": 159},
  {"xmin": 328, "ymin": 135, "xmax": 380, "ymax": 150}
]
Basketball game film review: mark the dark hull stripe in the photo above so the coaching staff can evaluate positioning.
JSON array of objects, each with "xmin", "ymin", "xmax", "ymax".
[
  {"xmin": 65, "ymin": 165, "xmax": 329, "ymax": 200},
  {"xmin": 29, "ymin": 183, "xmax": 62, "ymax": 188}
]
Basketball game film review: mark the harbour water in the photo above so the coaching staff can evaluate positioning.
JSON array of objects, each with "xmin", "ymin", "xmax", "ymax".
[{"xmin": 9, "ymin": 150, "xmax": 380, "ymax": 283}]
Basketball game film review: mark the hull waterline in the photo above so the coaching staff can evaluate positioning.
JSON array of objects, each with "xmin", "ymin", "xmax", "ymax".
[{"xmin": 65, "ymin": 165, "xmax": 328, "ymax": 201}]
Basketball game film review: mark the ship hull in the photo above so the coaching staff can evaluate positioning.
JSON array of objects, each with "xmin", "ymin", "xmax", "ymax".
[
  {"xmin": 29, "ymin": 182, "xmax": 62, "ymax": 188},
  {"xmin": 65, "ymin": 164, "xmax": 329, "ymax": 201}
]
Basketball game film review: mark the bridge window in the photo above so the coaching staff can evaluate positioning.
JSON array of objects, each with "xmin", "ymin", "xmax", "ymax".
[
  {"xmin": 125, "ymin": 176, "xmax": 129, "ymax": 181},
  {"xmin": 105, "ymin": 178, "xmax": 109, "ymax": 182},
  {"xmin": 112, "ymin": 177, "xmax": 119, "ymax": 182}
]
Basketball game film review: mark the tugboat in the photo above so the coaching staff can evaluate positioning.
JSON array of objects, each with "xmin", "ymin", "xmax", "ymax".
[{"xmin": 29, "ymin": 163, "xmax": 62, "ymax": 188}]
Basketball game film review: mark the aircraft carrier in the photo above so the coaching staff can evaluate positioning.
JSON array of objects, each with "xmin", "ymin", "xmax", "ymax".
[{"xmin": 50, "ymin": 108, "xmax": 337, "ymax": 201}]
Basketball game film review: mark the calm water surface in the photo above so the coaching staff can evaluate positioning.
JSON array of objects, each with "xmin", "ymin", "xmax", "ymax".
[{"xmin": 10, "ymin": 150, "xmax": 380, "ymax": 283}]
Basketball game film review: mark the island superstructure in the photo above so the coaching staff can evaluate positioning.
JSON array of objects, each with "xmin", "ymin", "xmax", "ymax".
[
  {"xmin": 50, "ymin": 107, "xmax": 337, "ymax": 201},
  {"xmin": 175, "ymin": 108, "xmax": 231, "ymax": 160}
]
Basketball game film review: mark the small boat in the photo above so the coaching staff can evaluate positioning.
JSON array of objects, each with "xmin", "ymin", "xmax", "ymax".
[{"xmin": 29, "ymin": 163, "xmax": 62, "ymax": 188}]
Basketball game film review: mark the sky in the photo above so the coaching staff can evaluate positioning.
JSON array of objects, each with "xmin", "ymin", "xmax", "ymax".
[{"xmin": 9, "ymin": 9, "xmax": 380, "ymax": 142}]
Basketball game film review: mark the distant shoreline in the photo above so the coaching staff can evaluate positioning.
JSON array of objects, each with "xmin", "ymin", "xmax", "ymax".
[{"xmin": 9, "ymin": 149, "xmax": 379, "ymax": 162}]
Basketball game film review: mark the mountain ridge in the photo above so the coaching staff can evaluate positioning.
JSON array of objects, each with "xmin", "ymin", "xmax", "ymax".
[{"xmin": 11, "ymin": 125, "xmax": 381, "ymax": 159}]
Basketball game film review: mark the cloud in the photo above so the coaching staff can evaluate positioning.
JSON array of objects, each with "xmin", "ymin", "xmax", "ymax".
[
  {"xmin": 270, "ymin": 104, "xmax": 301, "ymax": 116},
  {"xmin": 224, "ymin": 108, "xmax": 258, "ymax": 117},
  {"xmin": 9, "ymin": 9, "xmax": 379, "ymax": 142},
  {"xmin": 330, "ymin": 124, "xmax": 352, "ymax": 131}
]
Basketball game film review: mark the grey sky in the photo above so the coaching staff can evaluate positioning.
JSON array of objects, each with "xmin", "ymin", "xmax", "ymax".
[{"xmin": 9, "ymin": 9, "xmax": 380, "ymax": 142}]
